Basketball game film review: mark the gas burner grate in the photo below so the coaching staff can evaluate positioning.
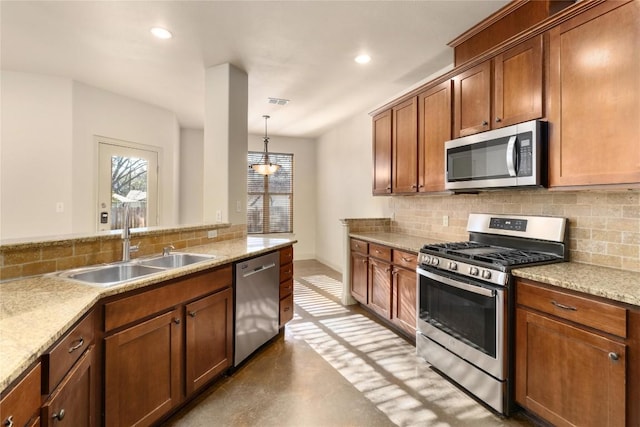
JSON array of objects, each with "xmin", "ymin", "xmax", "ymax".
[
  {"xmin": 475, "ymin": 250, "xmax": 559, "ymax": 266},
  {"xmin": 421, "ymin": 241, "xmax": 488, "ymax": 253}
]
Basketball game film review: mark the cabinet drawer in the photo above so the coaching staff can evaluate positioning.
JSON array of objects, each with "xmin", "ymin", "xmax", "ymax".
[
  {"xmin": 369, "ymin": 244, "xmax": 392, "ymax": 261},
  {"xmin": 42, "ymin": 310, "xmax": 95, "ymax": 394},
  {"xmin": 279, "ymin": 246, "xmax": 293, "ymax": 265},
  {"xmin": 350, "ymin": 239, "xmax": 368, "ymax": 255},
  {"xmin": 0, "ymin": 363, "xmax": 41, "ymax": 427},
  {"xmin": 279, "ymin": 278, "xmax": 293, "ymax": 299},
  {"xmin": 279, "ymin": 293, "xmax": 294, "ymax": 327},
  {"xmin": 517, "ymin": 279, "xmax": 627, "ymax": 338},
  {"xmin": 280, "ymin": 263, "xmax": 293, "ymax": 283},
  {"xmin": 393, "ymin": 250, "xmax": 417, "ymax": 270},
  {"xmin": 105, "ymin": 265, "xmax": 232, "ymax": 332}
]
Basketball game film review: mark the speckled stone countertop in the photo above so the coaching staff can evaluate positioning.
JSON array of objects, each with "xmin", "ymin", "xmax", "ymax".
[
  {"xmin": 349, "ymin": 232, "xmax": 640, "ymax": 307},
  {"xmin": 0, "ymin": 236, "xmax": 295, "ymax": 392}
]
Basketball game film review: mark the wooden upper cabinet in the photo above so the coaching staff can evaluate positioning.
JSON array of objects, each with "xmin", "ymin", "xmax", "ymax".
[
  {"xmin": 453, "ymin": 60, "xmax": 491, "ymax": 137},
  {"xmin": 372, "ymin": 110, "xmax": 392, "ymax": 195},
  {"xmin": 418, "ymin": 81, "xmax": 452, "ymax": 192},
  {"xmin": 392, "ymin": 97, "xmax": 418, "ymax": 193},
  {"xmin": 494, "ymin": 35, "xmax": 543, "ymax": 128},
  {"xmin": 548, "ymin": 0, "xmax": 640, "ymax": 187}
]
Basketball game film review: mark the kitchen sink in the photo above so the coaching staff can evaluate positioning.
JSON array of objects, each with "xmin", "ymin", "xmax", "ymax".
[
  {"xmin": 63, "ymin": 263, "xmax": 164, "ymax": 286},
  {"xmin": 137, "ymin": 253, "xmax": 216, "ymax": 269}
]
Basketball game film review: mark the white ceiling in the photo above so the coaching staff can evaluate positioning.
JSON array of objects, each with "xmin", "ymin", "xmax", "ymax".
[{"xmin": 1, "ymin": 1, "xmax": 508, "ymax": 138}]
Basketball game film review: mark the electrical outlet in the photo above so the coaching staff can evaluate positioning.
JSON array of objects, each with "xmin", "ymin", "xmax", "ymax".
[
  {"xmin": 207, "ymin": 230, "xmax": 218, "ymax": 239},
  {"xmin": 236, "ymin": 200, "xmax": 242, "ymax": 213},
  {"xmin": 56, "ymin": 202, "xmax": 64, "ymax": 213},
  {"xmin": 442, "ymin": 215, "xmax": 449, "ymax": 227},
  {"xmin": 216, "ymin": 210, "xmax": 222, "ymax": 222}
]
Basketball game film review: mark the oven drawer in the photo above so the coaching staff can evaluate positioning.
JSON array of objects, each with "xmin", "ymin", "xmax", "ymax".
[
  {"xmin": 350, "ymin": 239, "xmax": 368, "ymax": 255},
  {"xmin": 393, "ymin": 250, "xmax": 417, "ymax": 270},
  {"xmin": 369, "ymin": 244, "xmax": 391, "ymax": 261},
  {"xmin": 516, "ymin": 279, "xmax": 627, "ymax": 338}
]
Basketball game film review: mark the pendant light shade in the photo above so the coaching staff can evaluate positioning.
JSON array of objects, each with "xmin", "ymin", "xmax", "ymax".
[{"xmin": 250, "ymin": 115, "xmax": 280, "ymax": 175}]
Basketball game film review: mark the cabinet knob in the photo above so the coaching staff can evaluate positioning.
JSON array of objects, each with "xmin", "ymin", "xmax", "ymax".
[
  {"xmin": 482, "ymin": 121, "xmax": 488, "ymax": 126},
  {"xmin": 411, "ymin": 184, "xmax": 417, "ymax": 189},
  {"xmin": 361, "ymin": 259, "xmax": 367, "ymax": 264},
  {"xmin": 495, "ymin": 117, "xmax": 502, "ymax": 123},
  {"xmin": 189, "ymin": 311, "xmax": 197, "ymax": 318},
  {"xmin": 386, "ymin": 186, "xmax": 391, "ymax": 191},
  {"xmin": 609, "ymin": 352, "xmax": 620, "ymax": 361},
  {"xmin": 52, "ymin": 409, "xmax": 66, "ymax": 421},
  {"xmin": 173, "ymin": 318, "xmax": 181, "ymax": 324},
  {"xmin": 4, "ymin": 416, "xmax": 14, "ymax": 427}
]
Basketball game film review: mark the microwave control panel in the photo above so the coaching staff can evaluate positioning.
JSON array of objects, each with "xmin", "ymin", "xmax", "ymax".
[{"xmin": 517, "ymin": 131, "xmax": 533, "ymax": 176}]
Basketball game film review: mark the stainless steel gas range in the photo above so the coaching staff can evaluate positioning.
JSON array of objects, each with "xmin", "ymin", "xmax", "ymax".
[{"xmin": 416, "ymin": 213, "xmax": 568, "ymax": 415}]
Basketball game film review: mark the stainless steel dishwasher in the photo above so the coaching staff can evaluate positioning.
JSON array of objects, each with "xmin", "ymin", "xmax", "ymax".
[{"xmin": 234, "ymin": 251, "xmax": 280, "ymax": 366}]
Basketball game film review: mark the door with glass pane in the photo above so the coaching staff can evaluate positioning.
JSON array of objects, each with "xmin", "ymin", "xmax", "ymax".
[{"xmin": 98, "ymin": 141, "xmax": 158, "ymax": 232}]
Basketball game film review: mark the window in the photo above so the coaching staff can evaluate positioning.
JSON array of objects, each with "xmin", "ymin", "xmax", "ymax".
[{"xmin": 247, "ymin": 152, "xmax": 293, "ymax": 234}]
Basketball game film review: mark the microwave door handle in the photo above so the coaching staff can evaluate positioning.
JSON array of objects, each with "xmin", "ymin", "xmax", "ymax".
[{"xmin": 506, "ymin": 135, "xmax": 517, "ymax": 177}]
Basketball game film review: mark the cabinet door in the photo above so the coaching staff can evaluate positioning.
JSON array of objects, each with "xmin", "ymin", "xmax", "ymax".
[
  {"xmin": 350, "ymin": 252, "xmax": 368, "ymax": 304},
  {"xmin": 185, "ymin": 288, "xmax": 233, "ymax": 396},
  {"xmin": 392, "ymin": 97, "xmax": 418, "ymax": 193},
  {"xmin": 392, "ymin": 267, "xmax": 417, "ymax": 335},
  {"xmin": 105, "ymin": 309, "xmax": 182, "ymax": 427},
  {"xmin": 0, "ymin": 363, "xmax": 41, "ymax": 427},
  {"xmin": 453, "ymin": 61, "xmax": 491, "ymax": 137},
  {"xmin": 41, "ymin": 347, "xmax": 95, "ymax": 427},
  {"xmin": 418, "ymin": 81, "xmax": 452, "ymax": 192},
  {"xmin": 516, "ymin": 308, "xmax": 626, "ymax": 427},
  {"xmin": 368, "ymin": 258, "xmax": 392, "ymax": 318},
  {"xmin": 372, "ymin": 110, "xmax": 392, "ymax": 195},
  {"xmin": 548, "ymin": 0, "xmax": 640, "ymax": 187},
  {"xmin": 494, "ymin": 35, "xmax": 543, "ymax": 128}
]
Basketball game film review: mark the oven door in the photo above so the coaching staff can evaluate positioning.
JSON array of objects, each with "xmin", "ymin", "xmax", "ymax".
[{"xmin": 417, "ymin": 266, "xmax": 505, "ymax": 380}]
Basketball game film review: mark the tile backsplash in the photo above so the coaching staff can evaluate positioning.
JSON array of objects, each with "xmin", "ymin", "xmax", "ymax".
[{"xmin": 390, "ymin": 189, "xmax": 639, "ymax": 272}]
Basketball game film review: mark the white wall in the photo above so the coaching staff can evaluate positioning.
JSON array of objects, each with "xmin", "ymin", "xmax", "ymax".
[
  {"xmin": 248, "ymin": 134, "xmax": 317, "ymax": 260},
  {"xmin": 0, "ymin": 71, "xmax": 74, "ymax": 239},
  {"xmin": 315, "ymin": 113, "xmax": 390, "ymax": 271},
  {"xmin": 179, "ymin": 128, "xmax": 204, "ymax": 224},
  {"xmin": 72, "ymin": 81, "xmax": 180, "ymax": 234},
  {"xmin": 0, "ymin": 71, "xmax": 181, "ymax": 240}
]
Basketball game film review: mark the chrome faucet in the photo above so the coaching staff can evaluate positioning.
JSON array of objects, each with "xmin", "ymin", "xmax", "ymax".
[
  {"xmin": 122, "ymin": 203, "xmax": 140, "ymax": 261},
  {"xmin": 162, "ymin": 244, "xmax": 175, "ymax": 256}
]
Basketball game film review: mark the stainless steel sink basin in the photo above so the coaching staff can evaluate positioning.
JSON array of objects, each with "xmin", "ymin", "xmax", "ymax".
[
  {"xmin": 64, "ymin": 263, "xmax": 163, "ymax": 285},
  {"xmin": 137, "ymin": 253, "xmax": 216, "ymax": 269}
]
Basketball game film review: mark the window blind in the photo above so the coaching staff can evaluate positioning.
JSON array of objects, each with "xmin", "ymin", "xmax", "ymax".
[{"xmin": 247, "ymin": 152, "xmax": 293, "ymax": 233}]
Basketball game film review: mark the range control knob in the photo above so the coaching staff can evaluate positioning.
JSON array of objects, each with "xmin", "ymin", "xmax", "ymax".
[
  {"xmin": 469, "ymin": 267, "xmax": 479, "ymax": 276},
  {"xmin": 431, "ymin": 257, "xmax": 440, "ymax": 266},
  {"xmin": 481, "ymin": 270, "xmax": 492, "ymax": 279},
  {"xmin": 448, "ymin": 262, "xmax": 458, "ymax": 271}
]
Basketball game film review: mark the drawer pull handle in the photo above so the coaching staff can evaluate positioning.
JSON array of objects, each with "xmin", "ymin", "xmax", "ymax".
[
  {"xmin": 609, "ymin": 352, "xmax": 620, "ymax": 362},
  {"xmin": 189, "ymin": 311, "xmax": 197, "ymax": 318},
  {"xmin": 401, "ymin": 257, "xmax": 413, "ymax": 262},
  {"xmin": 284, "ymin": 307, "xmax": 290, "ymax": 312},
  {"xmin": 52, "ymin": 409, "xmax": 66, "ymax": 421},
  {"xmin": 4, "ymin": 416, "xmax": 14, "ymax": 427},
  {"xmin": 551, "ymin": 300, "xmax": 577, "ymax": 311},
  {"xmin": 68, "ymin": 337, "xmax": 84, "ymax": 353},
  {"xmin": 173, "ymin": 318, "xmax": 181, "ymax": 324}
]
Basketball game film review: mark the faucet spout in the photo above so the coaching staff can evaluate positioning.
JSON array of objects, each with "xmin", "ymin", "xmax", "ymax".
[{"xmin": 122, "ymin": 203, "xmax": 131, "ymax": 261}]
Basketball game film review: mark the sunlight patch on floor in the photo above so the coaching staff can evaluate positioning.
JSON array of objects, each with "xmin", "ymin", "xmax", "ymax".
[
  {"xmin": 300, "ymin": 274, "xmax": 344, "ymax": 299},
  {"xmin": 293, "ymin": 281, "xmax": 349, "ymax": 317}
]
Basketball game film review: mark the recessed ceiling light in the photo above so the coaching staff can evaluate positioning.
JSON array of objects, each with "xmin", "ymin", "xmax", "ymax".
[
  {"xmin": 150, "ymin": 27, "xmax": 172, "ymax": 39},
  {"xmin": 355, "ymin": 54, "xmax": 371, "ymax": 64}
]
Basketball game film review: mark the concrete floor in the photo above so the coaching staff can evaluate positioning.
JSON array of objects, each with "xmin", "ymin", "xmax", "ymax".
[{"xmin": 164, "ymin": 260, "xmax": 534, "ymax": 427}]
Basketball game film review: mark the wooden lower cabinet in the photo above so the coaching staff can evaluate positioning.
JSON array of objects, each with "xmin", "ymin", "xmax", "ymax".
[
  {"xmin": 279, "ymin": 246, "xmax": 295, "ymax": 327},
  {"xmin": 185, "ymin": 288, "xmax": 233, "ymax": 395},
  {"xmin": 515, "ymin": 279, "xmax": 628, "ymax": 427},
  {"xmin": 368, "ymin": 257, "xmax": 392, "ymax": 318},
  {"xmin": 0, "ymin": 363, "xmax": 41, "ymax": 427},
  {"xmin": 105, "ymin": 309, "xmax": 182, "ymax": 427},
  {"xmin": 42, "ymin": 346, "xmax": 95, "ymax": 427},
  {"xmin": 392, "ymin": 266, "xmax": 417, "ymax": 336}
]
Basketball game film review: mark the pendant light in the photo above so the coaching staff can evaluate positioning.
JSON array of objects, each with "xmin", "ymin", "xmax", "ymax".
[{"xmin": 250, "ymin": 115, "xmax": 280, "ymax": 175}]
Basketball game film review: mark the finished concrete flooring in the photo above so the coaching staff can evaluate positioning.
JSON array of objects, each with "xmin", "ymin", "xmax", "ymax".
[{"xmin": 164, "ymin": 260, "xmax": 534, "ymax": 427}]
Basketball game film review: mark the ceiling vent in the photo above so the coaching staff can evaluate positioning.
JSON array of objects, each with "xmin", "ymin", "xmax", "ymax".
[{"xmin": 268, "ymin": 97, "xmax": 290, "ymax": 106}]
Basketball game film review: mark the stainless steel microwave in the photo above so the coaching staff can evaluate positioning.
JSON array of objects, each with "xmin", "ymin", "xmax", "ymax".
[{"xmin": 445, "ymin": 120, "xmax": 546, "ymax": 191}]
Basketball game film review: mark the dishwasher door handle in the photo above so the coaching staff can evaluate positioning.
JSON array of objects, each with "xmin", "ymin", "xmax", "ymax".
[{"xmin": 242, "ymin": 262, "xmax": 277, "ymax": 278}]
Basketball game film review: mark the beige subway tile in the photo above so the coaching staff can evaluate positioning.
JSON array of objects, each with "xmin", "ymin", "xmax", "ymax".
[
  {"xmin": 592, "ymin": 204, "xmax": 622, "ymax": 218},
  {"xmin": 74, "ymin": 241, "xmax": 101, "ymax": 255},
  {"xmin": 569, "ymin": 250, "xmax": 592, "ymax": 263},
  {"xmin": 591, "ymin": 229, "xmax": 621, "ymax": 243},
  {"xmin": 576, "ymin": 239, "xmax": 606, "ymax": 254},
  {"xmin": 41, "ymin": 244, "xmax": 73, "ymax": 260},
  {"xmin": 98, "ymin": 239, "xmax": 120, "ymax": 254},
  {"xmin": 564, "ymin": 204, "xmax": 592, "ymax": 217},
  {"xmin": 621, "ymin": 257, "xmax": 640, "ymax": 272},
  {"xmin": 3, "ymin": 248, "xmax": 41, "ymax": 265},
  {"xmin": 607, "ymin": 243, "xmax": 639, "ymax": 258},
  {"xmin": 0, "ymin": 265, "xmax": 22, "ymax": 280},
  {"xmin": 623, "ymin": 232, "xmax": 640, "ymax": 245},
  {"xmin": 590, "ymin": 254, "xmax": 622, "ymax": 269},
  {"xmin": 606, "ymin": 218, "xmax": 640, "ymax": 232},
  {"xmin": 22, "ymin": 260, "xmax": 57, "ymax": 277},
  {"xmin": 623, "ymin": 205, "xmax": 640, "ymax": 219},
  {"xmin": 552, "ymin": 193, "xmax": 578, "ymax": 205},
  {"xmin": 570, "ymin": 227, "xmax": 591, "ymax": 240},
  {"xmin": 607, "ymin": 191, "xmax": 639, "ymax": 206},
  {"xmin": 57, "ymin": 255, "xmax": 90, "ymax": 271},
  {"xmin": 542, "ymin": 204, "xmax": 565, "ymax": 216}
]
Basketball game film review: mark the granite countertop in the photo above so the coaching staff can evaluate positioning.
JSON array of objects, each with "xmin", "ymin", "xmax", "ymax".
[
  {"xmin": 0, "ymin": 236, "xmax": 296, "ymax": 392},
  {"xmin": 349, "ymin": 232, "xmax": 640, "ymax": 307}
]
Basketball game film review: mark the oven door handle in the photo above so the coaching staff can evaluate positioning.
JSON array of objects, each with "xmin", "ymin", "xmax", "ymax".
[{"xmin": 423, "ymin": 270, "xmax": 496, "ymax": 298}]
